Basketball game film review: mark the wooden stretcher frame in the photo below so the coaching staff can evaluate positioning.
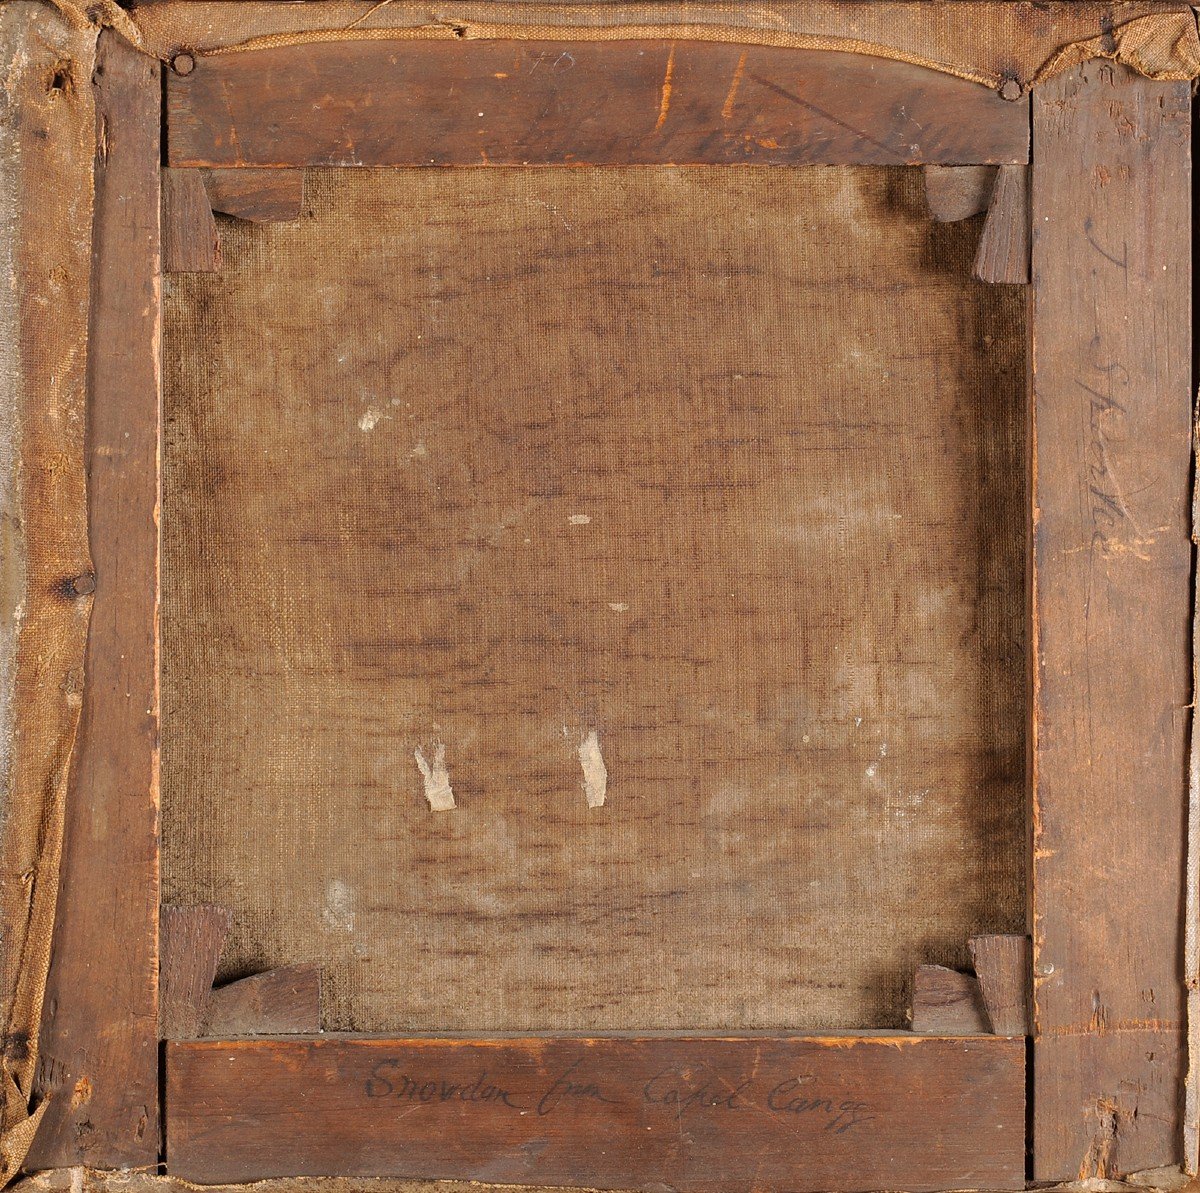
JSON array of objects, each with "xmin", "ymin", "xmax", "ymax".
[{"xmin": 3, "ymin": 2, "xmax": 1194, "ymax": 1190}]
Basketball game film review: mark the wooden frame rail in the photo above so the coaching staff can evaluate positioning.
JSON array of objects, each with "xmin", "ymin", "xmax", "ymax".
[
  {"xmin": 23, "ymin": 27, "xmax": 163, "ymax": 1173},
  {"xmin": 164, "ymin": 1034, "xmax": 1025, "ymax": 1190},
  {"xmin": 164, "ymin": 40, "xmax": 1030, "ymax": 168},
  {"xmin": 1028, "ymin": 60, "xmax": 1192, "ymax": 1179}
]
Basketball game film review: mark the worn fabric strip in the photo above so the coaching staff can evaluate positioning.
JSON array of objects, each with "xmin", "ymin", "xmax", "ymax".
[
  {"xmin": 0, "ymin": 3, "xmax": 98, "ymax": 1183},
  {"xmin": 143, "ymin": 2, "xmax": 1200, "ymax": 94},
  {"xmin": 1031, "ymin": 10, "xmax": 1200, "ymax": 81},
  {"xmin": 10, "ymin": 0, "xmax": 1200, "ymax": 92},
  {"xmin": 175, "ymin": 20, "xmax": 1004, "ymax": 89},
  {"xmin": 35, "ymin": 0, "xmax": 143, "ymax": 48}
]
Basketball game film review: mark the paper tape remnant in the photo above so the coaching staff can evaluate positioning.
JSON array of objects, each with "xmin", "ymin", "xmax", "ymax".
[
  {"xmin": 579, "ymin": 730, "xmax": 607, "ymax": 808},
  {"xmin": 415, "ymin": 742, "xmax": 455, "ymax": 811}
]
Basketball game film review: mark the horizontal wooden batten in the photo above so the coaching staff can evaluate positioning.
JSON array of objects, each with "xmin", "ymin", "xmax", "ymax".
[
  {"xmin": 165, "ymin": 1034, "xmax": 1024, "ymax": 1190},
  {"xmin": 165, "ymin": 41, "xmax": 1030, "ymax": 168}
]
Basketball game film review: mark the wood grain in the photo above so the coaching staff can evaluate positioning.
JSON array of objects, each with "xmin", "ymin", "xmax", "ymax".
[
  {"xmin": 159, "ymin": 905, "xmax": 232, "ymax": 1039},
  {"xmin": 201, "ymin": 966, "xmax": 322, "ymax": 1037},
  {"xmin": 969, "ymin": 935, "xmax": 1030, "ymax": 1037},
  {"xmin": 910, "ymin": 966, "xmax": 989, "ymax": 1034},
  {"xmin": 160, "ymin": 909, "xmax": 321, "ymax": 1038},
  {"xmin": 973, "ymin": 164, "xmax": 1028, "ymax": 284},
  {"xmin": 27, "ymin": 30, "xmax": 162, "ymax": 1170},
  {"xmin": 162, "ymin": 168, "xmax": 220, "ymax": 272},
  {"xmin": 0, "ymin": 5, "xmax": 98, "ymax": 1176},
  {"xmin": 923, "ymin": 165, "xmax": 995, "ymax": 222},
  {"xmin": 204, "ymin": 169, "xmax": 305, "ymax": 223},
  {"xmin": 1030, "ymin": 62, "xmax": 1191, "ymax": 1179},
  {"xmin": 165, "ymin": 1035, "xmax": 1024, "ymax": 1189},
  {"xmin": 165, "ymin": 40, "xmax": 1029, "ymax": 168}
]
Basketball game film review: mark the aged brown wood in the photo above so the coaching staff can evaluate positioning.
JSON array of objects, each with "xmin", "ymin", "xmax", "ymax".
[
  {"xmin": 969, "ymin": 935, "xmax": 1030, "ymax": 1037},
  {"xmin": 201, "ymin": 966, "xmax": 322, "ymax": 1037},
  {"xmin": 27, "ymin": 31, "xmax": 162, "ymax": 1170},
  {"xmin": 1030, "ymin": 62, "xmax": 1191, "ymax": 1180},
  {"xmin": 162, "ymin": 168, "xmax": 220, "ymax": 272},
  {"xmin": 159, "ymin": 906, "xmax": 232, "ymax": 1039},
  {"xmin": 159, "ymin": 907, "xmax": 320, "ymax": 1039},
  {"xmin": 165, "ymin": 1035, "xmax": 1024, "ymax": 1189},
  {"xmin": 166, "ymin": 41, "xmax": 1030, "ymax": 169},
  {"xmin": 0, "ymin": 6, "xmax": 98, "ymax": 1176},
  {"xmin": 973, "ymin": 164, "xmax": 1029, "ymax": 284},
  {"xmin": 910, "ymin": 966, "xmax": 990, "ymax": 1034},
  {"xmin": 204, "ymin": 169, "xmax": 306, "ymax": 223},
  {"xmin": 923, "ymin": 165, "xmax": 995, "ymax": 222}
]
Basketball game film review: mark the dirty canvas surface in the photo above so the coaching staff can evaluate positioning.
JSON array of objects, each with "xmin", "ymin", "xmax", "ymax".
[{"xmin": 162, "ymin": 166, "xmax": 1026, "ymax": 1031}]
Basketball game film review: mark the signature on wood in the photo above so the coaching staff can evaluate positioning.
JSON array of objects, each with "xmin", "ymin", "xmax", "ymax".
[
  {"xmin": 364, "ymin": 1057, "xmax": 876, "ymax": 1133},
  {"xmin": 364, "ymin": 1067, "xmax": 525, "ymax": 1109},
  {"xmin": 537, "ymin": 1057, "xmax": 620, "ymax": 1116},
  {"xmin": 642, "ymin": 1066, "xmax": 751, "ymax": 1111}
]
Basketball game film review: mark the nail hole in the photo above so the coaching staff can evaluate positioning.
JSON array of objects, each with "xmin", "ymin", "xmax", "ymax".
[{"xmin": 46, "ymin": 60, "xmax": 74, "ymax": 95}]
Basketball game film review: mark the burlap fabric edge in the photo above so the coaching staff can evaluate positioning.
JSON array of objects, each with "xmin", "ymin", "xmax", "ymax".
[{"xmin": 27, "ymin": 0, "xmax": 1200, "ymax": 91}]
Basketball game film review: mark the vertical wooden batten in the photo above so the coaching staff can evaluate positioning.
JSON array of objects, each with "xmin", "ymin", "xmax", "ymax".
[
  {"xmin": 161, "ymin": 168, "xmax": 220, "ymax": 273},
  {"xmin": 973, "ymin": 164, "xmax": 1030, "ymax": 285},
  {"xmin": 1030, "ymin": 61, "xmax": 1192, "ymax": 1179},
  {"xmin": 0, "ymin": 3, "xmax": 100, "ymax": 1177},
  {"xmin": 27, "ymin": 30, "xmax": 163, "ymax": 1170}
]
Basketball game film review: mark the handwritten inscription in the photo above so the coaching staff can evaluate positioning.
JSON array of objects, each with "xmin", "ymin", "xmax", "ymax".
[
  {"xmin": 365, "ymin": 1065, "xmax": 524, "ymax": 1109},
  {"xmin": 766, "ymin": 1077, "xmax": 876, "ymax": 1134},
  {"xmin": 538, "ymin": 1058, "xmax": 620, "ymax": 1116},
  {"xmin": 1079, "ymin": 369, "xmax": 1136, "ymax": 556},
  {"xmin": 364, "ymin": 1057, "xmax": 876, "ymax": 1134},
  {"xmin": 643, "ymin": 1067, "xmax": 749, "ymax": 1111}
]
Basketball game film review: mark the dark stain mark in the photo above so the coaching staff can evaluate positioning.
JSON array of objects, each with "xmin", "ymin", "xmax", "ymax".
[{"xmin": 4, "ymin": 1032, "xmax": 29, "ymax": 1062}]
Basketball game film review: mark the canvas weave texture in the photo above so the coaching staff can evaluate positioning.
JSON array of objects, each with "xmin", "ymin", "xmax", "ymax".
[{"xmin": 162, "ymin": 166, "xmax": 1026, "ymax": 1031}]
